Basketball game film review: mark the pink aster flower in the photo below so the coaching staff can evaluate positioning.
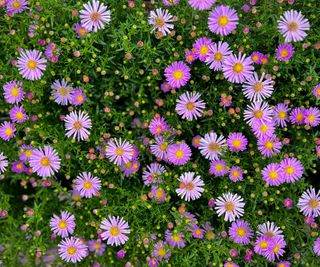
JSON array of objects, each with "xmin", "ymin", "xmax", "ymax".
[
  {"xmin": 19, "ymin": 144, "xmax": 33, "ymax": 162},
  {"xmin": 242, "ymin": 72, "xmax": 274, "ymax": 101},
  {"xmin": 9, "ymin": 106, "xmax": 27, "ymax": 123},
  {"xmin": 64, "ymin": 111, "xmax": 92, "ymax": 141},
  {"xmin": 45, "ymin": 43, "xmax": 60, "ymax": 63},
  {"xmin": 74, "ymin": 172, "xmax": 101, "ymax": 198},
  {"xmin": 120, "ymin": 160, "xmax": 139, "ymax": 177},
  {"xmin": 167, "ymin": 142, "xmax": 192, "ymax": 166},
  {"xmin": 257, "ymin": 135, "xmax": 282, "ymax": 158},
  {"xmin": 51, "ymin": 79, "xmax": 73, "ymax": 106},
  {"xmin": 275, "ymin": 43, "xmax": 295, "ymax": 61},
  {"xmin": 58, "ymin": 237, "xmax": 88, "ymax": 263},
  {"xmin": 6, "ymin": 0, "xmax": 28, "ymax": 15},
  {"xmin": 71, "ymin": 87, "xmax": 86, "ymax": 106},
  {"xmin": 313, "ymin": 237, "xmax": 320, "ymax": 256},
  {"xmin": 142, "ymin": 162, "xmax": 166, "ymax": 186},
  {"xmin": 175, "ymin": 92, "xmax": 205, "ymax": 120},
  {"xmin": 100, "ymin": 215, "xmax": 130, "ymax": 246},
  {"xmin": 164, "ymin": 61, "xmax": 191, "ymax": 89},
  {"xmin": 254, "ymin": 235, "xmax": 273, "ymax": 257},
  {"xmin": 50, "ymin": 211, "xmax": 76, "ymax": 238},
  {"xmin": 148, "ymin": 8, "xmax": 174, "ymax": 37},
  {"xmin": 227, "ymin": 132, "xmax": 248, "ymax": 152},
  {"xmin": 265, "ymin": 236, "xmax": 286, "ymax": 262},
  {"xmin": 162, "ymin": 0, "xmax": 180, "ymax": 6},
  {"xmin": 224, "ymin": 262, "xmax": 239, "ymax": 267},
  {"xmin": 199, "ymin": 132, "xmax": 226, "ymax": 160},
  {"xmin": 229, "ymin": 166, "xmax": 244, "ymax": 182},
  {"xmin": 87, "ymin": 239, "xmax": 106, "ymax": 256},
  {"xmin": 277, "ymin": 10, "xmax": 310, "ymax": 42},
  {"xmin": 0, "ymin": 152, "xmax": 8, "ymax": 174},
  {"xmin": 188, "ymin": 0, "xmax": 216, "ymax": 10},
  {"xmin": 251, "ymin": 120, "xmax": 275, "ymax": 139},
  {"xmin": 222, "ymin": 53, "xmax": 254, "ymax": 84},
  {"xmin": 312, "ymin": 84, "xmax": 320, "ymax": 99},
  {"xmin": 297, "ymin": 188, "xmax": 320, "ymax": 218},
  {"xmin": 205, "ymin": 41, "xmax": 232, "ymax": 71},
  {"xmin": 251, "ymin": 52, "xmax": 263, "ymax": 64},
  {"xmin": 3, "ymin": 80, "xmax": 24, "ymax": 104},
  {"xmin": 17, "ymin": 49, "xmax": 47, "ymax": 80},
  {"xmin": 152, "ymin": 240, "xmax": 171, "ymax": 260},
  {"xmin": 11, "ymin": 161, "xmax": 25, "ymax": 173},
  {"xmin": 304, "ymin": 107, "xmax": 320, "ymax": 127},
  {"xmin": 284, "ymin": 198, "xmax": 293, "ymax": 209},
  {"xmin": 149, "ymin": 115, "xmax": 168, "ymax": 135},
  {"xmin": 185, "ymin": 49, "xmax": 197, "ymax": 64},
  {"xmin": 289, "ymin": 107, "xmax": 306, "ymax": 125},
  {"xmin": 277, "ymin": 261, "xmax": 291, "ymax": 267},
  {"xmin": 165, "ymin": 230, "xmax": 185, "ymax": 248},
  {"xmin": 105, "ymin": 138, "xmax": 133, "ymax": 166},
  {"xmin": 150, "ymin": 136, "xmax": 172, "ymax": 160},
  {"xmin": 209, "ymin": 159, "xmax": 228, "ymax": 176},
  {"xmin": 74, "ymin": 23, "xmax": 91, "ymax": 38},
  {"xmin": 192, "ymin": 135, "xmax": 201, "ymax": 148},
  {"xmin": 0, "ymin": 121, "xmax": 16, "ymax": 141},
  {"xmin": 29, "ymin": 146, "xmax": 61, "ymax": 178},
  {"xmin": 244, "ymin": 101, "xmax": 273, "ymax": 127},
  {"xmin": 261, "ymin": 163, "xmax": 284, "ymax": 186},
  {"xmin": 161, "ymin": 82, "xmax": 172, "ymax": 93},
  {"xmin": 273, "ymin": 103, "xmax": 290, "ymax": 127},
  {"xmin": 151, "ymin": 186, "xmax": 167, "ymax": 202},
  {"xmin": 80, "ymin": 0, "xmax": 111, "ymax": 32},
  {"xmin": 208, "ymin": 5, "xmax": 239, "ymax": 36},
  {"xmin": 228, "ymin": 220, "xmax": 253, "ymax": 245},
  {"xmin": 192, "ymin": 225, "xmax": 204, "ymax": 239},
  {"xmin": 176, "ymin": 172, "xmax": 204, "ymax": 201},
  {"xmin": 280, "ymin": 157, "xmax": 304, "ymax": 183},
  {"xmin": 193, "ymin": 37, "xmax": 213, "ymax": 61},
  {"xmin": 257, "ymin": 221, "xmax": 284, "ymax": 238},
  {"xmin": 215, "ymin": 192, "xmax": 245, "ymax": 222}
]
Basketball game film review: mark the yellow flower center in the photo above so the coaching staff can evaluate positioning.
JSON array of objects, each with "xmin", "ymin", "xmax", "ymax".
[
  {"xmin": 158, "ymin": 248, "xmax": 166, "ymax": 257},
  {"xmin": 27, "ymin": 60, "xmax": 37, "ymax": 70},
  {"xmin": 93, "ymin": 243, "xmax": 101, "ymax": 250},
  {"xmin": 25, "ymin": 150, "xmax": 32, "ymax": 158},
  {"xmin": 225, "ymin": 201, "xmax": 235, "ymax": 212},
  {"xmin": 215, "ymin": 163, "xmax": 223, "ymax": 171},
  {"xmin": 260, "ymin": 240, "xmax": 268, "ymax": 249},
  {"xmin": 309, "ymin": 199, "xmax": 319, "ymax": 209},
  {"xmin": 12, "ymin": 1, "xmax": 21, "ymax": 8},
  {"xmin": 252, "ymin": 55, "xmax": 259, "ymax": 62},
  {"xmin": 260, "ymin": 124, "xmax": 268, "ymax": 133},
  {"xmin": 115, "ymin": 148, "xmax": 124, "ymax": 156},
  {"xmin": 73, "ymin": 121, "xmax": 82, "ymax": 130},
  {"xmin": 5, "ymin": 128, "xmax": 13, "ymax": 136},
  {"xmin": 79, "ymin": 29, "xmax": 87, "ymax": 36},
  {"xmin": 264, "ymin": 141, "xmax": 273, "ymax": 150},
  {"xmin": 185, "ymin": 182, "xmax": 195, "ymax": 191},
  {"xmin": 11, "ymin": 87, "xmax": 19, "ymax": 97},
  {"xmin": 254, "ymin": 110, "xmax": 263, "ymax": 119},
  {"xmin": 273, "ymin": 244, "xmax": 280, "ymax": 253},
  {"xmin": 186, "ymin": 101, "xmax": 195, "ymax": 111},
  {"xmin": 155, "ymin": 17, "xmax": 165, "ymax": 28},
  {"xmin": 200, "ymin": 45, "xmax": 209, "ymax": 55},
  {"xmin": 218, "ymin": 15, "xmax": 229, "ymax": 27},
  {"xmin": 253, "ymin": 82, "xmax": 264, "ymax": 92},
  {"xmin": 155, "ymin": 189, "xmax": 164, "ymax": 199},
  {"xmin": 173, "ymin": 70, "xmax": 183, "ymax": 80},
  {"xmin": 172, "ymin": 234, "xmax": 180, "ymax": 242},
  {"xmin": 58, "ymin": 87, "xmax": 68, "ymax": 96},
  {"xmin": 83, "ymin": 181, "xmax": 92, "ymax": 189},
  {"xmin": 285, "ymin": 166, "xmax": 294, "ymax": 175},
  {"xmin": 296, "ymin": 113, "xmax": 304, "ymax": 121},
  {"xmin": 237, "ymin": 227, "xmax": 246, "ymax": 237},
  {"xmin": 159, "ymin": 143, "xmax": 167, "ymax": 151},
  {"xmin": 67, "ymin": 246, "xmax": 77, "ymax": 255},
  {"xmin": 280, "ymin": 49, "xmax": 289, "ymax": 58},
  {"xmin": 214, "ymin": 52, "xmax": 223, "ymax": 61},
  {"xmin": 307, "ymin": 115, "xmax": 315, "ymax": 123},
  {"xmin": 16, "ymin": 112, "xmax": 24, "ymax": 120},
  {"xmin": 288, "ymin": 21, "xmax": 298, "ymax": 31},
  {"xmin": 278, "ymin": 111, "xmax": 287, "ymax": 119},
  {"xmin": 40, "ymin": 157, "xmax": 50, "ymax": 166},
  {"xmin": 208, "ymin": 142, "xmax": 220, "ymax": 152},
  {"xmin": 232, "ymin": 139, "xmax": 241, "ymax": 148},
  {"xmin": 175, "ymin": 149, "xmax": 184, "ymax": 159},
  {"xmin": 233, "ymin": 63, "xmax": 243, "ymax": 73},
  {"xmin": 90, "ymin": 12, "xmax": 101, "ymax": 22},
  {"xmin": 232, "ymin": 170, "xmax": 239, "ymax": 178},
  {"xmin": 269, "ymin": 171, "xmax": 278, "ymax": 180},
  {"xmin": 125, "ymin": 161, "xmax": 132, "ymax": 169},
  {"xmin": 58, "ymin": 220, "xmax": 67, "ymax": 229},
  {"xmin": 77, "ymin": 95, "xmax": 83, "ymax": 102},
  {"xmin": 110, "ymin": 226, "xmax": 120, "ymax": 236},
  {"xmin": 195, "ymin": 229, "xmax": 201, "ymax": 236},
  {"xmin": 187, "ymin": 55, "xmax": 194, "ymax": 61}
]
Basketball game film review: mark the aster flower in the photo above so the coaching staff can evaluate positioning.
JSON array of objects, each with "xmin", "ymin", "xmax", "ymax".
[
  {"xmin": 58, "ymin": 237, "xmax": 88, "ymax": 263},
  {"xmin": 71, "ymin": 87, "xmax": 86, "ymax": 106},
  {"xmin": 64, "ymin": 111, "xmax": 92, "ymax": 141},
  {"xmin": 304, "ymin": 107, "xmax": 320, "ymax": 127},
  {"xmin": 162, "ymin": 0, "xmax": 180, "ymax": 6},
  {"xmin": 0, "ymin": 121, "xmax": 16, "ymax": 141},
  {"xmin": 261, "ymin": 163, "xmax": 284, "ymax": 186},
  {"xmin": 277, "ymin": 262, "xmax": 290, "ymax": 267},
  {"xmin": 151, "ymin": 186, "xmax": 167, "ymax": 202},
  {"xmin": 209, "ymin": 159, "xmax": 228, "ymax": 176},
  {"xmin": 3, "ymin": 80, "xmax": 24, "ymax": 104},
  {"xmin": 192, "ymin": 225, "xmax": 204, "ymax": 239},
  {"xmin": 148, "ymin": 8, "xmax": 174, "ymax": 37},
  {"xmin": 188, "ymin": 0, "xmax": 216, "ymax": 10},
  {"xmin": 257, "ymin": 135, "xmax": 282, "ymax": 158},
  {"xmin": 297, "ymin": 188, "xmax": 320, "ymax": 218},
  {"xmin": 167, "ymin": 142, "xmax": 192, "ymax": 166},
  {"xmin": 149, "ymin": 116, "xmax": 168, "ymax": 135},
  {"xmin": 205, "ymin": 41, "xmax": 232, "ymax": 71},
  {"xmin": 275, "ymin": 43, "xmax": 295, "ymax": 61},
  {"xmin": 142, "ymin": 163, "xmax": 166, "ymax": 186},
  {"xmin": 164, "ymin": 61, "xmax": 191, "ymax": 89},
  {"xmin": 11, "ymin": 161, "xmax": 25, "ymax": 173},
  {"xmin": 120, "ymin": 160, "xmax": 140, "ymax": 177},
  {"xmin": 176, "ymin": 172, "xmax": 204, "ymax": 201},
  {"xmin": 244, "ymin": 101, "xmax": 273, "ymax": 127},
  {"xmin": 278, "ymin": 10, "xmax": 310, "ymax": 42},
  {"xmin": 165, "ymin": 230, "xmax": 185, "ymax": 249},
  {"xmin": 51, "ymin": 79, "xmax": 73, "ymax": 105},
  {"xmin": 280, "ymin": 157, "xmax": 304, "ymax": 183},
  {"xmin": 6, "ymin": 0, "xmax": 28, "ymax": 15},
  {"xmin": 150, "ymin": 136, "xmax": 171, "ymax": 160},
  {"xmin": 0, "ymin": 152, "xmax": 8, "ymax": 174},
  {"xmin": 17, "ymin": 49, "xmax": 47, "ymax": 80},
  {"xmin": 152, "ymin": 240, "xmax": 171, "ymax": 260},
  {"xmin": 193, "ymin": 37, "xmax": 213, "ymax": 61},
  {"xmin": 242, "ymin": 72, "xmax": 274, "ymax": 101},
  {"xmin": 50, "ymin": 211, "xmax": 76, "ymax": 238},
  {"xmin": 175, "ymin": 92, "xmax": 205, "ymax": 120},
  {"xmin": 87, "ymin": 239, "xmax": 106, "ymax": 256},
  {"xmin": 208, "ymin": 5, "xmax": 239, "ymax": 36},
  {"xmin": 251, "ymin": 51, "xmax": 263, "ymax": 64},
  {"xmin": 222, "ymin": 53, "xmax": 254, "ymax": 84},
  {"xmin": 289, "ymin": 107, "xmax": 305, "ymax": 125},
  {"xmin": 254, "ymin": 235, "xmax": 273, "ymax": 257},
  {"xmin": 215, "ymin": 192, "xmax": 245, "ymax": 222},
  {"xmin": 45, "ymin": 43, "xmax": 60, "ymax": 63},
  {"xmin": 192, "ymin": 135, "xmax": 201, "ymax": 148},
  {"xmin": 100, "ymin": 215, "xmax": 130, "ymax": 246},
  {"xmin": 80, "ymin": 0, "xmax": 111, "ymax": 32},
  {"xmin": 227, "ymin": 132, "xmax": 248, "ymax": 152},
  {"xmin": 185, "ymin": 49, "xmax": 197, "ymax": 64},
  {"xmin": 273, "ymin": 103, "xmax": 290, "ymax": 127},
  {"xmin": 284, "ymin": 198, "xmax": 293, "ymax": 209},
  {"xmin": 313, "ymin": 237, "xmax": 320, "ymax": 256},
  {"xmin": 228, "ymin": 220, "xmax": 253, "ymax": 245},
  {"xmin": 9, "ymin": 106, "xmax": 27, "ymax": 123},
  {"xmin": 74, "ymin": 172, "xmax": 101, "ymax": 198},
  {"xmin": 29, "ymin": 146, "xmax": 61, "ymax": 178},
  {"xmin": 251, "ymin": 120, "xmax": 276, "ymax": 139},
  {"xmin": 229, "ymin": 166, "xmax": 244, "ymax": 182},
  {"xmin": 19, "ymin": 144, "xmax": 33, "ymax": 162},
  {"xmin": 257, "ymin": 221, "xmax": 284, "ymax": 238},
  {"xmin": 161, "ymin": 82, "xmax": 172, "ymax": 93},
  {"xmin": 224, "ymin": 262, "xmax": 239, "ymax": 267},
  {"xmin": 265, "ymin": 236, "xmax": 286, "ymax": 262},
  {"xmin": 105, "ymin": 138, "xmax": 133, "ymax": 166},
  {"xmin": 199, "ymin": 132, "xmax": 227, "ymax": 160},
  {"xmin": 74, "ymin": 23, "xmax": 91, "ymax": 38},
  {"xmin": 312, "ymin": 84, "xmax": 320, "ymax": 99}
]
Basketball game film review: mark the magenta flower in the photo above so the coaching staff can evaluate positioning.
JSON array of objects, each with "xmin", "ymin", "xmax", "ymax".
[
  {"xmin": 229, "ymin": 166, "xmax": 244, "ymax": 182},
  {"xmin": 185, "ymin": 49, "xmax": 197, "ymax": 64},
  {"xmin": 227, "ymin": 132, "xmax": 248, "ymax": 152},
  {"xmin": 215, "ymin": 192, "xmax": 245, "ymax": 222},
  {"xmin": 164, "ymin": 61, "xmax": 191, "ymax": 89},
  {"xmin": 304, "ymin": 107, "xmax": 320, "ymax": 127},
  {"xmin": 188, "ymin": 0, "xmax": 216, "ymax": 10},
  {"xmin": 167, "ymin": 142, "xmax": 192, "ymax": 166},
  {"xmin": 265, "ymin": 236, "xmax": 286, "ymax": 262},
  {"xmin": 312, "ymin": 84, "xmax": 320, "ymax": 99},
  {"xmin": 162, "ymin": 0, "xmax": 180, "ymax": 6},
  {"xmin": 228, "ymin": 220, "xmax": 253, "ymax": 244},
  {"xmin": 3, "ymin": 80, "xmax": 24, "ymax": 104},
  {"xmin": 275, "ymin": 43, "xmax": 295, "ymax": 61},
  {"xmin": 151, "ymin": 186, "xmax": 167, "ymax": 202},
  {"xmin": 273, "ymin": 103, "xmax": 290, "ymax": 127},
  {"xmin": 11, "ymin": 161, "xmax": 25, "ymax": 173},
  {"xmin": 252, "ymin": 120, "xmax": 275, "ymax": 139},
  {"xmin": 0, "ymin": 121, "xmax": 16, "ymax": 141},
  {"xmin": 199, "ymin": 132, "xmax": 226, "ymax": 160},
  {"xmin": 149, "ymin": 116, "xmax": 168, "ymax": 135},
  {"xmin": 280, "ymin": 157, "xmax": 304, "ymax": 183},
  {"xmin": 193, "ymin": 37, "xmax": 213, "ymax": 61},
  {"xmin": 6, "ymin": 0, "xmax": 28, "ymax": 15},
  {"xmin": 100, "ymin": 215, "xmax": 130, "ymax": 246},
  {"xmin": 45, "ymin": 43, "xmax": 60, "ymax": 63},
  {"xmin": 142, "ymin": 162, "xmax": 166, "ymax": 186},
  {"xmin": 150, "ymin": 136, "xmax": 172, "ymax": 160},
  {"xmin": 105, "ymin": 138, "xmax": 133, "ymax": 166},
  {"xmin": 152, "ymin": 240, "xmax": 171, "ymax": 260},
  {"xmin": 242, "ymin": 72, "xmax": 274, "ymax": 101},
  {"xmin": 208, "ymin": 5, "xmax": 238, "ymax": 36},
  {"xmin": 165, "ymin": 230, "xmax": 185, "ymax": 248},
  {"xmin": 74, "ymin": 23, "xmax": 91, "ymax": 38},
  {"xmin": 74, "ymin": 172, "xmax": 101, "ymax": 198},
  {"xmin": 191, "ymin": 135, "xmax": 201, "ymax": 148},
  {"xmin": 71, "ymin": 87, "xmax": 86, "ymax": 106},
  {"xmin": 51, "ymin": 79, "xmax": 73, "ymax": 106},
  {"xmin": 205, "ymin": 41, "xmax": 232, "ymax": 71},
  {"xmin": 297, "ymin": 188, "xmax": 320, "ymax": 218},
  {"xmin": 284, "ymin": 198, "xmax": 293, "ymax": 209},
  {"xmin": 9, "ymin": 106, "xmax": 27, "ymax": 123},
  {"xmin": 50, "ymin": 211, "xmax": 76, "ymax": 238},
  {"xmin": 254, "ymin": 235, "xmax": 273, "ymax": 257},
  {"xmin": 261, "ymin": 163, "xmax": 284, "ymax": 186},
  {"xmin": 17, "ymin": 49, "xmax": 47, "ymax": 80},
  {"xmin": 175, "ymin": 92, "xmax": 205, "ymax": 120},
  {"xmin": 148, "ymin": 8, "xmax": 174, "ymax": 37},
  {"xmin": 87, "ymin": 239, "xmax": 106, "ymax": 256},
  {"xmin": 176, "ymin": 172, "xmax": 204, "ymax": 201},
  {"xmin": 244, "ymin": 101, "xmax": 273, "ymax": 127},
  {"xmin": 58, "ymin": 237, "xmax": 88, "ymax": 263},
  {"xmin": 64, "ymin": 111, "xmax": 92, "ymax": 141},
  {"xmin": 313, "ymin": 237, "xmax": 320, "ymax": 256},
  {"xmin": 257, "ymin": 135, "xmax": 282, "ymax": 158},
  {"xmin": 289, "ymin": 107, "xmax": 306, "ymax": 125},
  {"xmin": 251, "ymin": 51, "xmax": 264, "ymax": 64},
  {"xmin": 209, "ymin": 159, "xmax": 228, "ymax": 176}
]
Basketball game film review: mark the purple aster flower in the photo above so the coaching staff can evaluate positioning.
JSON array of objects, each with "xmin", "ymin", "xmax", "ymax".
[
  {"xmin": 148, "ymin": 8, "xmax": 174, "ymax": 37},
  {"xmin": 151, "ymin": 186, "xmax": 167, "ymax": 202},
  {"xmin": 3, "ymin": 80, "xmax": 24, "ymax": 104},
  {"xmin": 152, "ymin": 240, "xmax": 171, "ymax": 260},
  {"xmin": 192, "ymin": 135, "xmax": 201, "ymax": 148},
  {"xmin": 280, "ymin": 157, "xmax": 304, "ymax": 183},
  {"xmin": 215, "ymin": 192, "xmax": 245, "ymax": 222},
  {"xmin": 19, "ymin": 144, "xmax": 33, "ymax": 162},
  {"xmin": 161, "ymin": 82, "xmax": 172, "ymax": 93},
  {"xmin": 244, "ymin": 101, "xmax": 273, "ymax": 127},
  {"xmin": 51, "ymin": 79, "xmax": 73, "ymax": 105},
  {"xmin": 257, "ymin": 221, "xmax": 284, "ymax": 238},
  {"xmin": 148, "ymin": 258, "xmax": 159, "ymax": 267},
  {"xmin": 175, "ymin": 92, "xmax": 205, "ymax": 120},
  {"xmin": 80, "ymin": 0, "xmax": 111, "ymax": 32},
  {"xmin": 188, "ymin": 0, "xmax": 216, "ymax": 10},
  {"xmin": 208, "ymin": 5, "xmax": 239, "ymax": 36},
  {"xmin": 176, "ymin": 172, "xmax": 204, "ymax": 201},
  {"xmin": 242, "ymin": 72, "xmax": 274, "ymax": 101},
  {"xmin": 11, "ymin": 161, "xmax": 25, "ymax": 173},
  {"xmin": 273, "ymin": 103, "xmax": 290, "ymax": 127},
  {"xmin": 289, "ymin": 107, "xmax": 306, "ymax": 125},
  {"xmin": 105, "ymin": 138, "xmax": 133, "ymax": 166},
  {"xmin": 50, "ymin": 211, "xmax": 76, "ymax": 238},
  {"xmin": 74, "ymin": 23, "xmax": 91, "ymax": 38},
  {"xmin": 6, "ymin": 0, "xmax": 28, "ymax": 15},
  {"xmin": 17, "ymin": 49, "xmax": 46, "ymax": 80},
  {"xmin": 261, "ymin": 163, "xmax": 284, "ymax": 186},
  {"xmin": 251, "ymin": 51, "xmax": 263, "ymax": 64},
  {"xmin": 185, "ymin": 49, "xmax": 197, "ymax": 64},
  {"xmin": 304, "ymin": 107, "xmax": 320, "ymax": 127},
  {"xmin": 74, "ymin": 172, "xmax": 101, "ymax": 198},
  {"xmin": 284, "ymin": 198, "xmax": 293, "ymax": 209},
  {"xmin": 45, "ymin": 43, "xmax": 60, "ymax": 63},
  {"xmin": 64, "ymin": 110, "xmax": 92, "ymax": 141},
  {"xmin": 224, "ymin": 262, "xmax": 239, "ymax": 267},
  {"xmin": 252, "ymin": 120, "xmax": 275, "ymax": 139},
  {"xmin": 275, "ymin": 43, "xmax": 295, "ymax": 61},
  {"xmin": 87, "ymin": 239, "xmax": 105, "ymax": 256},
  {"xmin": 58, "ymin": 237, "xmax": 88, "ymax": 263},
  {"xmin": 192, "ymin": 37, "xmax": 213, "ymax": 61},
  {"xmin": 304, "ymin": 216, "xmax": 315, "ymax": 225},
  {"xmin": 228, "ymin": 220, "xmax": 253, "ymax": 244},
  {"xmin": 222, "ymin": 53, "xmax": 254, "ymax": 84},
  {"xmin": 297, "ymin": 188, "xmax": 320, "ymax": 218},
  {"xmin": 0, "ymin": 121, "xmax": 16, "ymax": 141},
  {"xmin": 71, "ymin": 87, "xmax": 86, "ymax": 106},
  {"xmin": 162, "ymin": 0, "xmax": 180, "ymax": 6},
  {"xmin": 209, "ymin": 159, "xmax": 228, "ymax": 176},
  {"xmin": 164, "ymin": 61, "xmax": 191, "ymax": 89},
  {"xmin": 257, "ymin": 135, "xmax": 282, "ymax": 158},
  {"xmin": 9, "ymin": 106, "xmax": 27, "ymax": 123},
  {"xmin": 116, "ymin": 249, "xmax": 125, "ymax": 259},
  {"xmin": 227, "ymin": 132, "xmax": 248, "ymax": 152},
  {"xmin": 277, "ymin": 262, "xmax": 291, "ymax": 267},
  {"xmin": 205, "ymin": 41, "xmax": 232, "ymax": 71},
  {"xmin": 149, "ymin": 115, "xmax": 168, "ymax": 135},
  {"xmin": 100, "ymin": 215, "xmax": 130, "ymax": 246},
  {"xmin": 167, "ymin": 142, "xmax": 192, "ymax": 166},
  {"xmin": 254, "ymin": 235, "xmax": 273, "ymax": 258},
  {"xmin": 313, "ymin": 237, "xmax": 320, "ymax": 256},
  {"xmin": 165, "ymin": 230, "xmax": 185, "ymax": 248},
  {"xmin": 312, "ymin": 84, "xmax": 320, "ymax": 99},
  {"xmin": 260, "ymin": 54, "xmax": 269, "ymax": 65},
  {"xmin": 229, "ymin": 166, "xmax": 244, "ymax": 182},
  {"xmin": 192, "ymin": 225, "xmax": 204, "ymax": 239},
  {"xmin": 142, "ymin": 163, "xmax": 166, "ymax": 186},
  {"xmin": 278, "ymin": 10, "xmax": 310, "ymax": 42},
  {"xmin": 150, "ymin": 136, "xmax": 172, "ymax": 161},
  {"xmin": 0, "ymin": 152, "xmax": 8, "ymax": 174},
  {"xmin": 199, "ymin": 132, "xmax": 227, "ymax": 160},
  {"xmin": 265, "ymin": 236, "xmax": 286, "ymax": 262},
  {"xmin": 29, "ymin": 146, "xmax": 61, "ymax": 178}
]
